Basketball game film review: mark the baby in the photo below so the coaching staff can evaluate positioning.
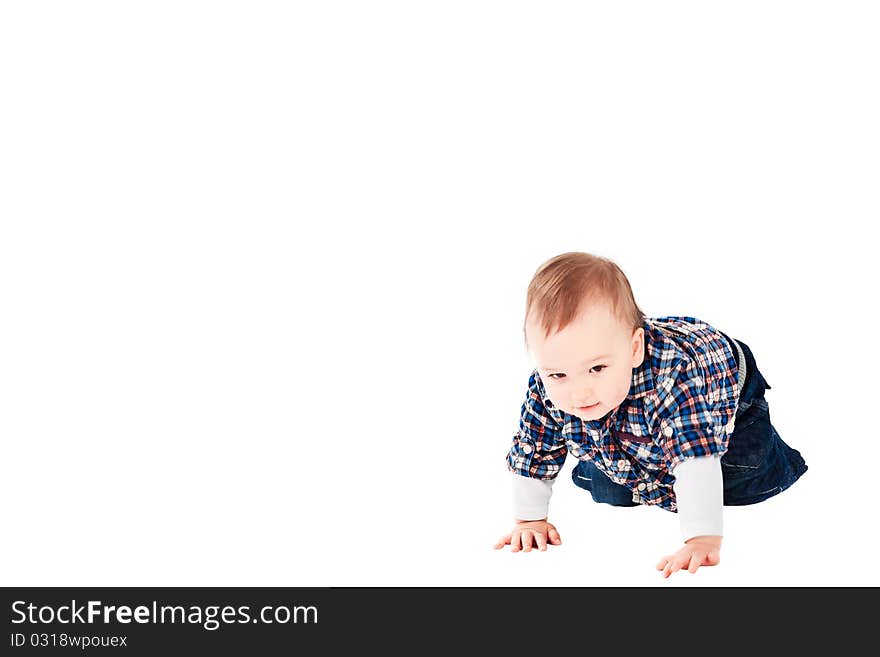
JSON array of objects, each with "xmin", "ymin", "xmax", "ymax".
[{"xmin": 494, "ymin": 252, "xmax": 808, "ymax": 577}]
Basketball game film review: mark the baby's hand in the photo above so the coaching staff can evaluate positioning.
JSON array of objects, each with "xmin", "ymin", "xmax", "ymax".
[
  {"xmin": 656, "ymin": 535, "xmax": 722, "ymax": 578},
  {"xmin": 494, "ymin": 519, "xmax": 562, "ymax": 552}
]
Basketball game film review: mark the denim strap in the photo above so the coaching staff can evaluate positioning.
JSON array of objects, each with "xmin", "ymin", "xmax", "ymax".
[
  {"xmin": 720, "ymin": 331, "xmax": 747, "ymax": 399},
  {"xmin": 730, "ymin": 337, "xmax": 747, "ymax": 398}
]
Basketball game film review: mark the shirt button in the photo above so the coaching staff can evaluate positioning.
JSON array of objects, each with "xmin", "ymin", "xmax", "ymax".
[
  {"xmin": 663, "ymin": 425, "xmax": 674, "ymax": 438},
  {"xmin": 521, "ymin": 444, "xmax": 533, "ymax": 454},
  {"xmin": 638, "ymin": 482, "xmax": 647, "ymax": 490}
]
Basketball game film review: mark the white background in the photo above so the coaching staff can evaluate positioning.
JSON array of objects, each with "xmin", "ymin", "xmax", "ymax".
[{"xmin": 2, "ymin": 1, "xmax": 878, "ymax": 587}]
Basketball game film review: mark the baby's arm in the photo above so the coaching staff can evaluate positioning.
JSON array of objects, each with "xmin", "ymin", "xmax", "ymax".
[
  {"xmin": 656, "ymin": 455, "xmax": 723, "ymax": 577},
  {"xmin": 494, "ymin": 474, "xmax": 561, "ymax": 551},
  {"xmin": 498, "ymin": 371, "xmax": 567, "ymax": 552},
  {"xmin": 674, "ymin": 454, "xmax": 724, "ymax": 541},
  {"xmin": 512, "ymin": 472, "xmax": 555, "ymax": 520}
]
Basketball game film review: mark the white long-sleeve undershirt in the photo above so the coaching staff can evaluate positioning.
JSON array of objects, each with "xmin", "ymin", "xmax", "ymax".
[
  {"xmin": 511, "ymin": 454, "xmax": 723, "ymax": 543},
  {"xmin": 670, "ymin": 454, "xmax": 723, "ymax": 541}
]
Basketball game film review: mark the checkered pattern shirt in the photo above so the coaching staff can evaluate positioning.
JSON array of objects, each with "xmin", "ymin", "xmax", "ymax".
[{"xmin": 506, "ymin": 316, "xmax": 741, "ymax": 512}]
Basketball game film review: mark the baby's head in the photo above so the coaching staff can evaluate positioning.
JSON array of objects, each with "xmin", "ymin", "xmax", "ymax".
[{"xmin": 523, "ymin": 252, "xmax": 646, "ymax": 421}]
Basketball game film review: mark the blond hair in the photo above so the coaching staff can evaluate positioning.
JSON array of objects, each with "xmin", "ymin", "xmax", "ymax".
[{"xmin": 523, "ymin": 251, "xmax": 646, "ymax": 348}]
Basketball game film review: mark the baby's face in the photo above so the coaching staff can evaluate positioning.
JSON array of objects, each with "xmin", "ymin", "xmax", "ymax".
[{"xmin": 526, "ymin": 302, "xmax": 644, "ymax": 421}]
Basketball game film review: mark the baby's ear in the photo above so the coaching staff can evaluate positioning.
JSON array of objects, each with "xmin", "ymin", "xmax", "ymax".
[{"xmin": 631, "ymin": 328, "xmax": 646, "ymax": 366}]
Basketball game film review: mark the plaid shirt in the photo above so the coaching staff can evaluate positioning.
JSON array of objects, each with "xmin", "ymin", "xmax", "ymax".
[{"xmin": 506, "ymin": 316, "xmax": 741, "ymax": 512}]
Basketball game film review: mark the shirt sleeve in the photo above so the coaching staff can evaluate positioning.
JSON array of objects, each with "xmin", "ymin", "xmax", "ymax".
[
  {"xmin": 672, "ymin": 454, "xmax": 723, "ymax": 542},
  {"xmin": 511, "ymin": 472, "xmax": 555, "ymax": 521},
  {"xmin": 506, "ymin": 370, "xmax": 567, "ymax": 481},
  {"xmin": 655, "ymin": 357, "xmax": 730, "ymax": 473}
]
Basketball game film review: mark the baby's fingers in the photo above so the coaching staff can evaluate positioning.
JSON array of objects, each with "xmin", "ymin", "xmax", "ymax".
[
  {"xmin": 687, "ymin": 553, "xmax": 702, "ymax": 573},
  {"xmin": 521, "ymin": 532, "xmax": 534, "ymax": 552},
  {"xmin": 494, "ymin": 533, "xmax": 512, "ymax": 550},
  {"xmin": 510, "ymin": 531, "xmax": 522, "ymax": 552},
  {"xmin": 548, "ymin": 527, "xmax": 562, "ymax": 545},
  {"xmin": 534, "ymin": 532, "xmax": 547, "ymax": 551},
  {"xmin": 663, "ymin": 556, "xmax": 687, "ymax": 578}
]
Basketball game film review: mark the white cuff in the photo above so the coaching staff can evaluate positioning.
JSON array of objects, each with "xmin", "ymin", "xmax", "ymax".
[
  {"xmin": 672, "ymin": 454, "xmax": 724, "ymax": 542},
  {"xmin": 511, "ymin": 472, "xmax": 555, "ymax": 521}
]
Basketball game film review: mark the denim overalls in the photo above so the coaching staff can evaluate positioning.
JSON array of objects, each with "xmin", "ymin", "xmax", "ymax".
[{"xmin": 572, "ymin": 332, "xmax": 808, "ymax": 508}]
